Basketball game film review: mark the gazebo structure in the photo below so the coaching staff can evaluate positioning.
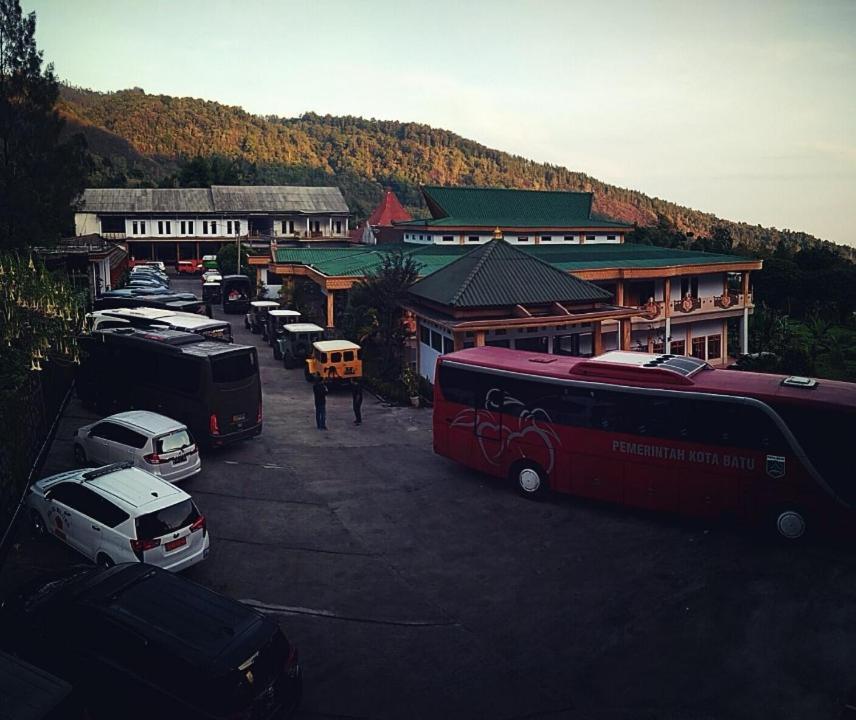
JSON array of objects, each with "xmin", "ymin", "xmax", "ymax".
[{"xmin": 403, "ymin": 239, "xmax": 638, "ymax": 382}]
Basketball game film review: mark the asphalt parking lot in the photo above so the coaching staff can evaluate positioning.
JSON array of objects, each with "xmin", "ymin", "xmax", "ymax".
[{"xmin": 2, "ymin": 275, "xmax": 854, "ymax": 720}]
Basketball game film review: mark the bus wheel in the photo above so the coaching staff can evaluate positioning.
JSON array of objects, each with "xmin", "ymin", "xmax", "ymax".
[
  {"xmin": 774, "ymin": 508, "xmax": 807, "ymax": 541},
  {"xmin": 512, "ymin": 462, "xmax": 547, "ymax": 499}
]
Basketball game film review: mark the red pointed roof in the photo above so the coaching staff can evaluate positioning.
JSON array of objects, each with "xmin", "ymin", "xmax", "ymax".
[{"xmin": 367, "ymin": 188, "xmax": 412, "ymax": 227}]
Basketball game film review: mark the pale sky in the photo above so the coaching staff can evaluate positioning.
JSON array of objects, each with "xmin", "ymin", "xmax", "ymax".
[{"xmin": 24, "ymin": 0, "xmax": 856, "ymax": 246}]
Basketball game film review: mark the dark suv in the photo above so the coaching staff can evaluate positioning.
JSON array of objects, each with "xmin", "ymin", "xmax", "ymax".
[{"xmin": 0, "ymin": 564, "xmax": 302, "ymax": 719}]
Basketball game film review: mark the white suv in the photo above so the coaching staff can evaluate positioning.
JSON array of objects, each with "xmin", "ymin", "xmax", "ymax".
[
  {"xmin": 27, "ymin": 462, "xmax": 210, "ymax": 571},
  {"xmin": 74, "ymin": 411, "xmax": 201, "ymax": 483}
]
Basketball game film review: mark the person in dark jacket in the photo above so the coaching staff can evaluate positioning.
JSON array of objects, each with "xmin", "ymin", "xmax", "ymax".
[
  {"xmin": 351, "ymin": 380, "xmax": 363, "ymax": 425},
  {"xmin": 313, "ymin": 378, "xmax": 328, "ymax": 430}
]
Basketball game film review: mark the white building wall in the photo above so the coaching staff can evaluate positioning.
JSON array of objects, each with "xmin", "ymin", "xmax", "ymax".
[
  {"xmin": 698, "ymin": 273, "xmax": 725, "ymax": 297},
  {"xmin": 403, "ymin": 231, "xmax": 625, "ymax": 245}
]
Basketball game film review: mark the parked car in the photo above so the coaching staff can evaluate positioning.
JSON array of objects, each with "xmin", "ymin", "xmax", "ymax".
[
  {"xmin": 201, "ymin": 254, "xmax": 219, "ymax": 270},
  {"xmin": 305, "ymin": 339, "xmax": 362, "ymax": 383},
  {"xmin": 202, "ymin": 270, "xmax": 223, "ymax": 284},
  {"xmin": 246, "ymin": 300, "xmax": 280, "ymax": 334},
  {"xmin": 202, "ymin": 281, "xmax": 221, "ymax": 303},
  {"xmin": 0, "ymin": 563, "xmax": 302, "ymax": 720},
  {"xmin": 131, "ymin": 260, "xmax": 167, "ymax": 272},
  {"xmin": 74, "ymin": 411, "xmax": 201, "ymax": 483},
  {"xmin": 221, "ymin": 275, "xmax": 252, "ymax": 315},
  {"xmin": 176, "ymin": 259, "xmax": 201, "ymax": 274},
  {"xmin": 27, "ymin": 462, "xmax": 209, "ymax": 571},
  {"xmin": 263, "ymin": 309, "xmax": 300, "ymax": 345},
  {"xmin": 277, "ymin": 323, "xmax": 324, "ymax": 366}
]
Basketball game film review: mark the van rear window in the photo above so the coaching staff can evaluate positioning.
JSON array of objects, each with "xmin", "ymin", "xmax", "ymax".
[
  {"xmin": 157, "ymin": 429, "xmax": 193, "ymax": 454},
  {"xmin": 136, "ymin": 499, "xmax": 199, "ymax": 540},
  {"xmin": 211, "ymin": 352, "xmax": 256, "ymax": 383}
]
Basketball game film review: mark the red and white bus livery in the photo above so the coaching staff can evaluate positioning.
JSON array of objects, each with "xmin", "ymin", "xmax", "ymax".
[{"xmin": 433, "ymin": 348, "xmax": 856, "ymax": 540}]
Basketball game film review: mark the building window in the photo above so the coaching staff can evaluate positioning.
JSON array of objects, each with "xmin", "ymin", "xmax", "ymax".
[
  {"xmin": 202, "ymin": 221, "xmax": 208, "ymax": 235},
  {"xmin": 157, "ymin": 221, "xmax": 164, "ymax": 235},
  {"xmin": 132, "ymin": 221, "xmax": 139, "ymax": 235},
  {"xmin": 165, "ymin": 221, "xmax": 171, "ymax": 234},
  {"xmin": 288, "ymin": 220, "xmax": 295, "ymax": 234},
  {"xmin": 607, "ymin": 235, "xmax": 616, "ymax": 240},
  {"xmin": 180, "ymin": 221, "xmax": 186, "ymax": 234},
  {"xmin": 541, "ymin": 236, "xmax": 551, "ymax": 242},
  {"xmin": 211, "ymin": 221, "xmax": 217, "ymax": 234},
  {"xmin": 431, "ymin": 331, "xmax": 443, "ymax": 352},
  {"xmin": 281, "ymin": 221, "xmax": 287, "ymax": 234},
  {"xmin": 681, "ymin": 277, "xmax": 699, "ymax": 298},
  {"xmin": 468, "ymin": 236, "xmax": 479, "ymax": 243},
  {"xmin": 691, "ymin": 337, "xmax": 706, "ymax": 359},
  {"xmin": 227, "ymin": 221, "xmax": 233, "ymax": 235},
  {"xmin": 140, "ymin": 221, "xmax": 146, "ymax": 234},
  {"xmin": 586, "ymin": 234, "xmax": 596, "ymax": 241},
  {"xmin": 670, "ymin": 340, "xmax": 686, "ymax": 356},
  {"xmin": 442, "ymin": 235, "xmax": 454, "ymax": 243},
  {"xmin": 707, "ymin": 334, "xmax": 722, "ymax": 360},
  {"xmin": 312, "ymin": 221, "xmax": 321, "ymax": 233},
  {"xmin": 564, "ymin": 236, "xmax": 575, "ymax": 242},
  {"xmin": 443, "ymin": 336, "xmax": 454, "ymax": 354},
  {"xmin": 334, "ymin": 220, "xmax": 342, "ymax": 234},
  {"xmin": 420, "ymin": 326, "xmax": 430, "ymax": 345},
  {"xmin": 517, "ymin": 236, "xmax": 529, "ymax": 243}
]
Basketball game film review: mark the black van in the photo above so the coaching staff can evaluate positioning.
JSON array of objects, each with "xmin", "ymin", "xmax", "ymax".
[
  {"xmin": 77, "ymin": 328, "xmax": 262, "ymax": 447},
  {"xmin": 0, "ymin": 563, "xmax": 302, "ymax": 720},
  {"xmin": 93, "ymin": 294, "xmax": 205, "ymax": 314},
  {"xmin": 221, "ymin": 275, "xmax": 252, "ymax": 315}
]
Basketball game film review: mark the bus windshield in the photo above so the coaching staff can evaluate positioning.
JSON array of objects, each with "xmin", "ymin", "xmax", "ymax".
[{"xmin": 774, "ymin": 405, "xmax": 856, "ymax": 505}]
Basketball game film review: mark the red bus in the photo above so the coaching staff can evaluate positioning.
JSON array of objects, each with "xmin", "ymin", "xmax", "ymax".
[{"xmin": 433, "ymin": 348, "xmax": 856, "ymax": 540}]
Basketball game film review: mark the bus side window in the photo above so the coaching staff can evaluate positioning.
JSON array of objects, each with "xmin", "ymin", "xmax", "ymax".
[
  {"xmin": 590, "ymin": 390, "xmax": 623, "ymax": 431},
  {"xmin": 437, "ymin": 366, "xmax": 477, "ymax": 407}
]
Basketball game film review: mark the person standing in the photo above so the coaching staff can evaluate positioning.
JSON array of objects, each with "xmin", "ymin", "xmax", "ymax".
[
  {"xmin": 313, "ymin": 377, "xmax": 328, "ymax": 430},
  {"xmin": 351, "ymin": 380, "xmax": 363, "ymax": 425}
]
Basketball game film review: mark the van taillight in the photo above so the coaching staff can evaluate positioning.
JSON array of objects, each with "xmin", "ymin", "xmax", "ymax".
[
  {"xmin": 257, "ymin": 401, "xmax": 263, "ymax": 424},
  {"xmin": 130, "ymin": 537, "xmax": 161, "ymax": 560},
  {"xmin": 190, "ymin": 515, "xmax": 206, "ymax": 534},
  {"xmin": 143, "ymin": 453, "xmax": 162, "ymax": 464},
  {"xmin": 209, "ymin": 413, "xmax": 220, "ymax": 435}
]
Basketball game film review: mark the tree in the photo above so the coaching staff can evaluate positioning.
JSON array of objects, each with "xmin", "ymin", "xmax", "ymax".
[
  {"xmin": 0, "ymin": 0, "xmax": 87, "ymax": 249},
  {"xmin": 346, "ymin": 252, "xmax": 420, "ymax": 380},
  {"xmin": 216, "ymin": 243, "xmax": 253, "ymax": 281}
]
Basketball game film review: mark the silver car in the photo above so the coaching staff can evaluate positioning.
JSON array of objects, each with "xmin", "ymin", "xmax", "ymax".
[{"xmin": 73, "ymin": 411, "xmax": 201, "ymax": 483}]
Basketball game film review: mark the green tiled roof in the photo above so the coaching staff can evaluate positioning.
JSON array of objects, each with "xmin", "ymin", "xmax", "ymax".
[
  {"xmin": 408, "ymin": 240, "xmax": 611, "ymax": 308},
  {"xmin": 272, "ymin": 242, "xmax": 754, "ymax": 278},
  {"xmin": 395, "ymin": 185, "xmax": 632, "ymax": 229}
]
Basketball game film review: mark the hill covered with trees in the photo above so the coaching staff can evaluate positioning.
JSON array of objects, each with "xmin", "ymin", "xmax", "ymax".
[{"xmin": 58, "ymin": 85, "xmax": 853, "ymax": 261}]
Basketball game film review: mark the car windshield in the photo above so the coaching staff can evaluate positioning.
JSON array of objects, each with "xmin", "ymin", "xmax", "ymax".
[
  {"xmin": 136, "ymin": 499, "xmax": 199, "ymax": 540},
  {"xmin": 211, "ymin": 352, "xmax": 256, "ymax": 383},
  {"xmin": 157, "ymin": 429, "xmax": 193, "ymax": 454}
]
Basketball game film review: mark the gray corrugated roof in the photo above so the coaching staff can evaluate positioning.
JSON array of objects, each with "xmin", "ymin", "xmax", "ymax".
[
  {"xmin": 80, "ymin": 186, "xmax": 349, "ymax": 215},
  {"xmin": 211, "ymin": 186, "xmax": 348, "ymax": 213},
  {"xmin": 408, "ymin": 239, "xmax": 612, "ymax": 308}
]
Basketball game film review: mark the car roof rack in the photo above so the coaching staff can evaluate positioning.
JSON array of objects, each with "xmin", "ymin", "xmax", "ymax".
[{"xmin": 82, "ymin": 462, "xmax": 133, "ymax": 482}]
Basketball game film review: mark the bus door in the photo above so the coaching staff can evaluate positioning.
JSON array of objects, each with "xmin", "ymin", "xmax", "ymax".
[{"xmin": 435, "ymin": 364, "xmax": 478, "ymax": 470}]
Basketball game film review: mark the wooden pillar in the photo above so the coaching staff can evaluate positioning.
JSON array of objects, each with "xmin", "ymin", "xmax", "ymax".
[
  {"xmin": 475, "ymin": 331, "xmax": 486, "ymax": 347},
  {"xmin": 721, "ymin": 319, "xmax": 728, "ymax": 364},
  {"xmin": 453, "ymin": 332, "xmax": 464, "ymax": 351},
  {"xmin": 195, "ymin": 241, "xmax": 200, "ymax": 260},
  {"xmin": 616, "ymin": 280, "xmax": 625, "ymax": 306},
  {"xmin": 175, "ymin": 242, "xmax": 180, "ymax": 261},
  {"xmin": 592, "ymin": 321, "xmax": 603, "ymax": 356},
  {"xmin": 664, "ymin": 278, "xmax": 671, "ymax": 316},
  {"xmin": 686, "ymin": 323, "xmax": 692, "ymax": 357},
  {"xmin": 741, "ymin": 271, "xmax": 750, "ymax": 304},
  {"xmin": 326, "ymin": 291, "xmax": 334, "ymax": 328},
  {"xmin": 620, "ymin": 319, "xmax": 631, "ymax": 351}
]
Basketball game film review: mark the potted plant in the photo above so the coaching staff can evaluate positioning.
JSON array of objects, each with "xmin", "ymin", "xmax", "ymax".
[{"xmin": 402, "ymin": 366, "xmax": 420, "ymax": 408}]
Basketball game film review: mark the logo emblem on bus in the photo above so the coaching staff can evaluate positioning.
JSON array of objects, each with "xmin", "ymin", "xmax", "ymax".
[{"xmin": 765, "ymin": 455, "xmax": 786, "ymax": 479}]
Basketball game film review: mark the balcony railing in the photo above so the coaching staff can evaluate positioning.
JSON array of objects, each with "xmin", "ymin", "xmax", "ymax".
[{"xmin": 633, "ymin": 293, "xmax": 753, "ymax": 321}]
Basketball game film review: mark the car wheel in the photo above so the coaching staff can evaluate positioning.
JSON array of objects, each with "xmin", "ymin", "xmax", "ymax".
[
  {"xmin": 30, "ymin": 510, "xmax": 47, "ymax": 538},
  {"xmin": 73, "ymin": 444, "xmax": 88, "ymax": 466},
  {"xmin": 511, "ymin": 461, "xmax": 548, "ymax": 499},
  {"xmin": 96, "ymin": 553, "xmax": 115, "ymax": 568},
  {"xmin": 774, "ymin": 507, "xmax": 807, "ymax": 541}
]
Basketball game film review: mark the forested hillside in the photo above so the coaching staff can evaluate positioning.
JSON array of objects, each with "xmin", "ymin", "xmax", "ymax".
[{"xmin": 58, "ymin": 85, "xmax": 852, "ymax": 260}]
